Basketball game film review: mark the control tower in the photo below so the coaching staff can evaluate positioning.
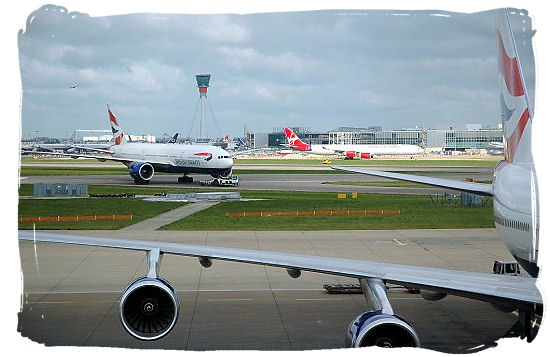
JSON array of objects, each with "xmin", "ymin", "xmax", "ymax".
[{"xmin": 191, "ymin": 74, "xmax": 220, "ymax": 140}]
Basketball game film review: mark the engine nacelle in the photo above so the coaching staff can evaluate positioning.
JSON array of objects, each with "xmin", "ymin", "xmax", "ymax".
[
  {"xmin": 119, "ymin": 277, "xmax": 179, "ymax": 340},
  {"xmin": 420, "ymin": 290, "xmax": 447, "ymax": 302},
  {"xmin": 129, "ymin": 162, "xmax": 154, "ymax": 182},
  {"xmin": 345, "ymin": 151, "xmax": 356, "ymax": 158},
  {"xmin": 346, "ymin": 311, "xmax": 420, "ymax": 348},
  {"xmin": 359, "ymin": 152, "xmax": 371, "ymax": 159}
]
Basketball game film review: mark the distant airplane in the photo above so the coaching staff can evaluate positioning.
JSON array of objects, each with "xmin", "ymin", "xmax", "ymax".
[
  {"xmin": 24, "ymin": 105, "xmax": 236, "ymax": 184},
  {"xmin": 167, "ymin": 132, "xmax": 179, "ymax": 143},
  {"xmin": 236, "ymin": 138, "xmax": 247, "ymax": 148},
  {"xmin": 283, "ymin": 128, "xmax": 424, "ymax": 159},
  {"xmin": 26, "ymin": 141, "xmax": 114, "ymax": 153},
  {"xmin": 19, "ymin": 9, "xmax": 541, "ymax": 347},
  {"xmin": 68, "ymin": 84, "xmax": 79, "ymax": 89}
]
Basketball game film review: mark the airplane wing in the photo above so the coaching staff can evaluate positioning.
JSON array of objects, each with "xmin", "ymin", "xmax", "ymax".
[
  {"xmin": 21, "ymin": 150, "xmax": 173, "ymax": 166},
  {"xmin": 69, "ymin": 145, "xmax": 113, "ymax": 153},
  {"xmin": 332, "ymin": 166, "xmax": 494, "ymax": 196},
  {"xmin": 230, "ymin": 148, "xmax": 261, "ymax": 157},
  {"xmin": 19, "ymin": 230, "xmax": 540, "ymax": 311}
]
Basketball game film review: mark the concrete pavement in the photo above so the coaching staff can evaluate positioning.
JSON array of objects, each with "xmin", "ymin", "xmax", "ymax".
[{"xmin": 118, "ymin": 201, "xmax": 218, "ymax": 231}]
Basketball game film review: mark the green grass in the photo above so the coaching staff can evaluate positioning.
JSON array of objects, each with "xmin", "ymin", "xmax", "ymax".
[
  {"xmin": 18, "ymin": 184, "xmax": 226, "ymax": 197},
  {"xmin": 18, "ymin": 198, "xmax": 185, "ymax": 230},
  {"xmin": 162, "ymin": 190, "xmax": 494, "ymax": 231},
  {"xmin": 323, "ymin": 181, "xmax": 435, "ymax": 188},
  {"xmin": 323, "ymin": 179, "xmax": 493, "ymax": 188},
  {"xmin": 18, "ymin": 185, "xmax": 495, "ymax": 231},
  {"xmin": 20, "ymin": 166, "xmax": 128, "ymax": 176}
]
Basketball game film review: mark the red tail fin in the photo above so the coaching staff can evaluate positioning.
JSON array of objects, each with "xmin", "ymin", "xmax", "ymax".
[
  {"xmin": 495, "ymin": 9, "xmax": 533, "ymax": 163},
  {"xmin": 108, "ymin": 105, "xmax": 124, "ymax": 145},
  {"xmin": 283, "ymin": 128, "xmax": 311, "ymax": 151}
]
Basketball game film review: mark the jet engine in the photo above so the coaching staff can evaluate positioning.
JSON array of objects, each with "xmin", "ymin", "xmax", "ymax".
[
  {"xmin": 345, "ymin": 151, "xmax": 356, "ymax": 159},
  {"xmin": 129, "ymin": 162, "xmax": 154, "ymax": 183},
  {"xmin": 359, "ymin": 152, "xmax": 371, "ymax": 159},
  {"xmin": 346, "ymin": 311, "xmax": 420, "ymax": 348},
  {"xmin": 421, "ymin": 290, "xmax": 447, "ymax": 301},
  {"xmin": 119, "ymin": 277, "xmax": 179, "ymax": 340}
]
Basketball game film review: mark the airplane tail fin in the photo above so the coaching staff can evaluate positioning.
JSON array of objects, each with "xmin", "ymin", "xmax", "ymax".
[
  {"xmin": 223, "ymin": 135, "xmax": 229, "ymax": 143},
  {"xmin": 237, "ymin": 138, "xmax": 247, "ymax": 148},
  {"xmin": 168, "ymin": 133, "xmax": 179, "ymax": 143},
  {"xmin": 283, "ymin": 128, "xmax": 310, "ymax": 151},
  {"xmin": 107, "ymin": 104, "xmax": 124, "ymax": 145},
  {"xmin": 495, "ymin": 9, "xmax": 534, "ymax": 163}
]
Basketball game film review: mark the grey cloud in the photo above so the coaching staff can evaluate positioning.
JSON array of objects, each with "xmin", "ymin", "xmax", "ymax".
[{"xmin": 18, "ymin": 6, "xmax": 535, "ymax": 138}]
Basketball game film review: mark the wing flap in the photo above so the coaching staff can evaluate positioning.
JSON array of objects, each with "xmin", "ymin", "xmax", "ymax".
[
  {"xmin": 332, "ymin": 166, "xmax": 494, "ymax": 196},
  {"xmin": 19, "ymin": 231, "xmax": 539, "ymax": 309}
]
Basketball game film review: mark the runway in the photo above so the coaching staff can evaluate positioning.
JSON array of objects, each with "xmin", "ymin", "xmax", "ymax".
[
  {"xmin": 18, "ymin": 228, "xmax": 517, "ymax": 352},
  {"xmin": 20, "ymin": 165, "xmax": 494, "ymax": 195}
]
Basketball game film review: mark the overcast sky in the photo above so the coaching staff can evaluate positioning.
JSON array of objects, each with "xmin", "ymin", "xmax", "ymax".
[{"xmin": 18, "ymin": 5, "xmax": 535, "ymax": 139}]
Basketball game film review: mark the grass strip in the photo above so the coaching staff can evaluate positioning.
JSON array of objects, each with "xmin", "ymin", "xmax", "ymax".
[
  {"xmin": 161, "ymin": 190, "xmax": 494, "ymax": 231},
  {"xmin": 18, "ymin": 197, "xmax": 185, "ymax": 230}
]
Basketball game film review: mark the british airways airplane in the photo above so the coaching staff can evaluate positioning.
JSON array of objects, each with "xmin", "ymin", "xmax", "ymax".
[
  {"xmin": 19, "ymin": 9, "xmax": 542, "ymax": 347},
  {"xmin": 26, "ymin": 106, "xmax": 236, "ymax": 184}
]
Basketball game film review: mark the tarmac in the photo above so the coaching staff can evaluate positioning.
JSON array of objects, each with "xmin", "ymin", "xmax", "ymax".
[
  {"xmin": 20, "ymin": 170, "xmax": 494, "ymax": 195},
  {"xmin": 18, "ymin": 228, "xmax": 520, "ymax": 352}
]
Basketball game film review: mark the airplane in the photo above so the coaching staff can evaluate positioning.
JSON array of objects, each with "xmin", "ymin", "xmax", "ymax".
[
  {"xmin": 23, "ymin": 105, "xmax": 235, "ymax": 184},
  {"xmin": 283, "ymin": 127, "xmax": 424, "ymax": 159},
  {"xmin": 18, "ymin": 9, "xmax": 541, "ymax": 348},
  {"xmin": 236, "ymin": 138, "xmax": 248, "ymax": 149},
  {"xmin": 24, "ymin": 141, "xmax": 115, "ymax": 154},
  {"xmin": 161, "ymin": 132, "xmax": 179, "ymax": 143}
]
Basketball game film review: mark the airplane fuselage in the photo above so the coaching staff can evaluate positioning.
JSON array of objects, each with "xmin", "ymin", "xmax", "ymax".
[
  {"xmin": 303, "ymin": 144, "xmax": 424, "ymax": 156},
  {"xmin": 112, "ymin": 142, "xmax": 234, "ymax": 178},
  {"xmin": 492, "ymin": 160, "xmax": 539, "ymax": 276}
]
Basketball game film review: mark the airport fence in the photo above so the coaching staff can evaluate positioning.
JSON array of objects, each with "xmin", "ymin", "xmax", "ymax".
[
  {"xmin": 18, "ymin": 214, "xmax": 133, "ymax": 223},
  {"xmin": 225, "ymin": 210, "xmax": 400, "ymax": 218}
]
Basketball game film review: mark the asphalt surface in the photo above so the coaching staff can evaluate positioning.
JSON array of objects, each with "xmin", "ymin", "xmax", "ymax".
[
  {"xmin": 18, "ymin": 228, "xmax": 520, "ymax": 352},
  {"xmin": 20, "ymin": 167, "xmax": 494, "ymax": 195}
]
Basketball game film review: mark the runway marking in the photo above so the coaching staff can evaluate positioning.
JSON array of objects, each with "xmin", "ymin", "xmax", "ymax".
[
  {"xmin": 295, "ymin": 298, "xmax": 344, "ymax": 301},
  {"xmin": 393, "ymin": 238, "xmax": 406, "ymax": 246},
  {"xmin": 207, "ymin": 298, "xmax": 253, "ymax": 302}
]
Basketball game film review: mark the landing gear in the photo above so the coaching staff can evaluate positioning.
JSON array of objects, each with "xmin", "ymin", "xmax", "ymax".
[
  {"xmin": 506, "ymin": 310, "xmax": 540, "ymax": 342},
  {"xmin": 177, "ymin": 175, "xmax": 193, "ymax": 184}
]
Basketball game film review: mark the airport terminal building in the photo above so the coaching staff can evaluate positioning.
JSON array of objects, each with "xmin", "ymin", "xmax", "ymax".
[{"xmin": 249, "ymin": 125, "xmax": 503, "ymax": 152}]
